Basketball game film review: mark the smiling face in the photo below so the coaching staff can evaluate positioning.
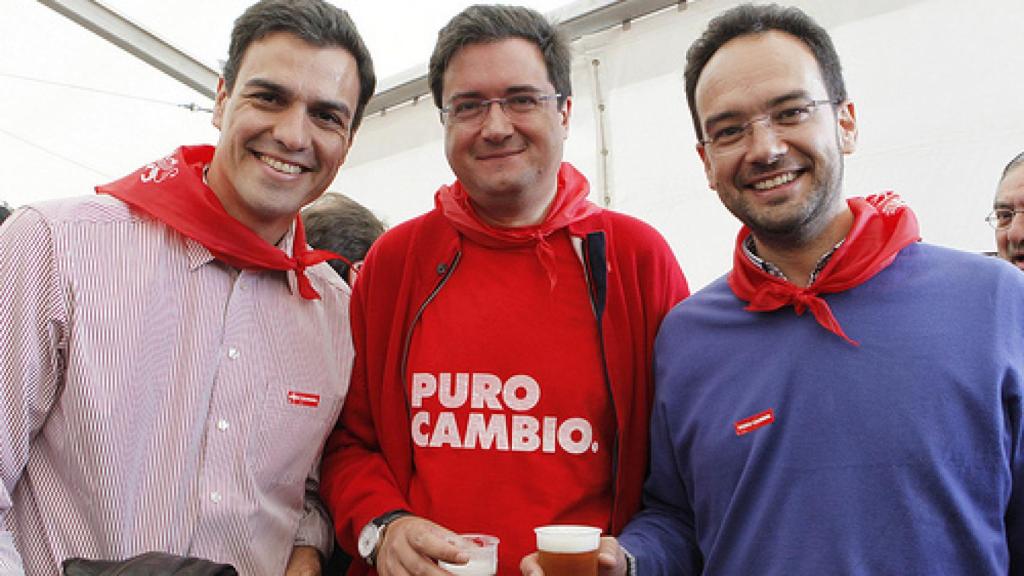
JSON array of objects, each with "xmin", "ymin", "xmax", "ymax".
[
  {"xmin": 208, "ymin": 32, "xmax": 361, "ymax": 244},
  {"xmin": 995, "ymin": 164, "xmax": 1024, "ymax": 270},
  {"xmin": 442, "ymin": 38, "xmax": 570, "ymax": 227},
  {"xmin": 695, "ymin": 31, "xmax": 857, "ymax": 245}
]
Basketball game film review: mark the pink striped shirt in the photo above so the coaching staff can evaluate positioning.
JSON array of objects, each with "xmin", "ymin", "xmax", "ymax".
[{"xmin": 0, "ymin": 195, "xmax": 353, "ymax": 575}]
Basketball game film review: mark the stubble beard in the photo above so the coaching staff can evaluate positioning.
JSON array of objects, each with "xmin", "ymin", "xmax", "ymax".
[{"xmin": 736, "ymin": 151, "xmax": 846, "ymax": 250}]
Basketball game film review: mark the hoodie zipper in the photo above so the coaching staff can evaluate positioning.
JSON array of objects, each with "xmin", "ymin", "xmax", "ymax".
[
  {"xmin": 581, "ymin": 232, "xmax": 622, "ymax": 528},
  {"xmin": 399, "ymin": 251, "xmax": 462, "ymax": 407}
]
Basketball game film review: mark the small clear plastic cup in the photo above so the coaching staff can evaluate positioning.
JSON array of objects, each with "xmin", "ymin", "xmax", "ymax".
[{"xmin": 438, "ymin": 533, "xmax": 499, "ymax": 576}]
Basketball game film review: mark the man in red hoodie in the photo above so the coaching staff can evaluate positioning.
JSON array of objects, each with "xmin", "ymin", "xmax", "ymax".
[{"xmin": 320, "ymin": 5, "xmax": 689, "ymax": 576}]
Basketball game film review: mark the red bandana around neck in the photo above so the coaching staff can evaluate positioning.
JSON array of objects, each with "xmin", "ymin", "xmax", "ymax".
[
  {"xmin": 96, "ymin": 145, "xmax": 341, "ymax": 300},
  {"xmin": 436, "ymin": 162, "xmax": 601, "ymax": 288},
  {"xmin": 728, "ymin": 192, "xmax": 921, "ymax": 346}
]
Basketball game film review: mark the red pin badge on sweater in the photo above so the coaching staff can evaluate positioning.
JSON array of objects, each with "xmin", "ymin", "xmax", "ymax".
[{"xmin": 735, "ymin": 409, "xmax": 774, "ymax": 436}]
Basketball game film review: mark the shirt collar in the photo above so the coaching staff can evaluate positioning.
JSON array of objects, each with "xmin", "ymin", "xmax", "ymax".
[
  {"xmin": 185, "ymin": 237, "xmax": 216, "ymax": 271},
  {"xmin": 741, "ymin": 233, "xmax": 845, "ymax": 286},
  {"xmin": 183, "ymin": 222, "xmax": 298, "ymax": 295}
]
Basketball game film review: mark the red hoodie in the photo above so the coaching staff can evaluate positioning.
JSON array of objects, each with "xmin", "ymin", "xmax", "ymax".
[{"xmin": 321, "ymin": 164, "xmax": 688, "ymax": 575}]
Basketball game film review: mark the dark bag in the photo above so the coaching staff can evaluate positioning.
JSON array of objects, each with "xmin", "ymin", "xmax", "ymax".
[{"xmin": 62, "ymin": 551, "xmax": 238, "ymax": 576}]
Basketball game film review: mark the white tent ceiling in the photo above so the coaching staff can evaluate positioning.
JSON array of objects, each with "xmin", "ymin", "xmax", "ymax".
[{"xmin": 1, "ymin": 0, "xmax": 581, "ymax": 208}]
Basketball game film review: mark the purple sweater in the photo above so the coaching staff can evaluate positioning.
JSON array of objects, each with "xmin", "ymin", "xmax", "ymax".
[{"xmin": 620, "ymin": 242, "xmax": 1024, "ymax": 575}]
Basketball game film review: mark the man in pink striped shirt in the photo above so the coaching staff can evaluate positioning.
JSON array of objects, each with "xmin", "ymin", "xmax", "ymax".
[{"xmin": 0, "ymin": 1, "xmax": 375, "ymax": 574}]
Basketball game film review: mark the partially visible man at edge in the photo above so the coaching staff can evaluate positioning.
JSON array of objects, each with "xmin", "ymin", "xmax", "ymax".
[
  {"xmin": 319, "ymin": 5, "xmax": 689, "ymax": 575},
  {"xmin": 0, "ymin": 0, "xmax": 375, "ymax": 574},
  {"xmin": 990, "ymin": 151, "xmax": 1024, "ymax": 270},
  {"xmin": 524, "ymin": 3, "xmax": 1024, "ymax": 575}
]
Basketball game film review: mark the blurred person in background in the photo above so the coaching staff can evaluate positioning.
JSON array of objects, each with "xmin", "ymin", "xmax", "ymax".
[
  {"xmin": 989, "ymin": 151, "xmax": 1024, "ymax": 270},
  {"xmin": 303, "ymin": 191, "xmax": 385, "ymax": 286}
]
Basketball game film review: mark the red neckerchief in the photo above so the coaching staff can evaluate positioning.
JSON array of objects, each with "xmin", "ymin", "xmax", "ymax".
[
  {"xmin": 728, "ymin": 192, "xmax": 921, "ymax": 346},
  {"xmin": 96, "ymin": 145, "xmax": 340, "ymax": 300},
  {"xmin": 436, "ymin": 162, "xmax": 601, "ymax": 288}
]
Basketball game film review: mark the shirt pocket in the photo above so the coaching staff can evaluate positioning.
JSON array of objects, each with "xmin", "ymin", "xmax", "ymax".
[{"xmin": 246, "ymin": 376, "xmax": 344, "ymax": 488}]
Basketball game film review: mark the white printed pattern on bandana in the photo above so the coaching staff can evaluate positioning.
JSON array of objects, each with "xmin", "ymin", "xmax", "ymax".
[{"xmin": 140, "ymin": 154, "xmax": 179, "ymax": 184}]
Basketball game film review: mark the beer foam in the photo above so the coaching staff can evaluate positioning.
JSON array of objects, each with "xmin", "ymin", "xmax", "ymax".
[{"xmin": 534, "ymin": 525, "xmax": 601, "ymax": 553}]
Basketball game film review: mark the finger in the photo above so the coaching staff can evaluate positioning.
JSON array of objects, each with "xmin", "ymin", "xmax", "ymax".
[
  {"xmin": 598, "ymin": 537, "xmax": 621, "ymax": 566},
  {"xmin": 384, "ymin": 545, "xmax": 444, "ymax": 576},
  {"xmin": 410, "ymin": 525, "xmax": 469, "ymax": 565},
  {"xmin": 385, "ymin": 518, "xmax": 468, "ymax": 574},
  {"xmin": 519, "ymin": 552, "xmax": 544, "ymax": 576}
]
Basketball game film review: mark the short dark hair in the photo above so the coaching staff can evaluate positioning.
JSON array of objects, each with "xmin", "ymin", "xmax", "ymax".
[
  {"xmin": 223, "ymin": 0, "xmax": 376, "ymax": 133},
  {"xmin": 1000, "ymin": 151, "xmax": 1024, "ymax": 183},
  {"xmin": 302, "ymin": 193, "xmax": 385, "ymax": 280},
  {"xmin": 684, "ymin": 3, "xmax": 846, "ymax": 140},
  {"xmin": 0, "ymin": 202, "xmax": 11, "ymax": 225},
  {"xmin": 428, "ymin": 4, "xmax": 571, "ymax": 110}
]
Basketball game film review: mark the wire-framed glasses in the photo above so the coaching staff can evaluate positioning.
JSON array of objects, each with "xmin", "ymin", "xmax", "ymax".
[
  {"xmin": 700, "ymin": 98, "xmax": 837, "ymax": 154},
  {"xmin": 986, "ymin": 208, "xmax": 1024, "ymax": 230},
  {"xmin": 441, "ymin": 92, "xmax": 562, "ymax": 125}
]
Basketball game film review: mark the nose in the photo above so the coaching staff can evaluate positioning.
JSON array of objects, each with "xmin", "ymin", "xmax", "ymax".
[
  {"xmin": 272, "ymin": 105, "xmax": 311, "ymax": 151},
  {"xmin": 744, "ymin": 119, "xmax": 788, "ymax": 164},
  {"xmin": 479, "ymin": 101, "xmax": 514, "ymax": 142}
]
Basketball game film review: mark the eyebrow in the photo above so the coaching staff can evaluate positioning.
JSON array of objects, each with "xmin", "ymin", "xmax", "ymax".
[
  {"xmin": 447, "ymin": 85, "xmax": 546, "ymax": 102},
  {"xmin": 703, "ymin": 90, "xmax": 817, "ymax": 129},
  {"xmin": 243, "ymin": 77, "xmax": 353, "ymax": 120}
]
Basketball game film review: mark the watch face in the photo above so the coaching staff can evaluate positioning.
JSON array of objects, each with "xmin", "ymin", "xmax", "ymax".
[{"xmin": 358, "ymin": 523, "xmax": 379, "ymax": 559}]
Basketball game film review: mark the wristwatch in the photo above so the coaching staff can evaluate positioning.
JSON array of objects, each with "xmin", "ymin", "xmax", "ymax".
[{"xmin": 357, "ymin": 509, "xmax": 411, "ymax": 567}]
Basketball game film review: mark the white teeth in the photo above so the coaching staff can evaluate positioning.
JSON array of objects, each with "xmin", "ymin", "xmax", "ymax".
[
  {"xmin": 752, "ymin": 172, "xmax": 797, "ymax": 190},
  {"xmin": 258, "ymin": 154, "xmax": 303, "ymax": 174}
]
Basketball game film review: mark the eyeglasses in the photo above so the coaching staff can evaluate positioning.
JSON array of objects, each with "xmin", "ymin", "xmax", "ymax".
[
  {"xmin": 986, "ymin": 208, "xmax": 1024, "ymax": 230},
  {"xmin": 441, "ymin": 92, "xmax": 562, "ymax": 125},
  {"xmin": 700, "ymin": 99, "xmax": 837, "ymax": 154}
]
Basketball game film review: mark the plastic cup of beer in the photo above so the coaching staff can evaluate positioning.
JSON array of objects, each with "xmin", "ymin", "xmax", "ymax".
[
  {"xmin": 438, "ymin": 534, "xmax": 499, "ymax": 576},
  {"xmin": 534, "ymin": 525, "xmax": 601, "ymax": 576}
]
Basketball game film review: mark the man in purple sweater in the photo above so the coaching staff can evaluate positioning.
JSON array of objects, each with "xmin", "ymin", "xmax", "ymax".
[{"xmin": 521, "ymin": 4, "xmax": 1024, "ymax": 576}]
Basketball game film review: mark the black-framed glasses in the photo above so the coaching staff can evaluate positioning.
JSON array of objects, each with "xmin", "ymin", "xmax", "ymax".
[
  {"xmin": 700, "ymin": 99, "xmax": 837, "ymax": 154},
  {"xmin": 440, "ymin": 92, "xmax": 562, "ymax": 125},
  {"xmin": 986, "ymin": 208, "xmax": 1024, "ymax": 230}
]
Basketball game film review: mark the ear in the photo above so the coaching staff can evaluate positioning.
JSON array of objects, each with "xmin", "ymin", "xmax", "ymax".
[
  {"xmin": 559, "ymin": 96, "xmax": 572, "ymax": 140},
  {"xmin": 697, "ymin": 142, "xmax": 717, "ymax": 190},
  {"xmin": 212, "ymin": 77, "xmax": 228, "ymax": 130},
  {"xmin": 836, "ymin": 100, "xmax": 858, "ymax": 155}
]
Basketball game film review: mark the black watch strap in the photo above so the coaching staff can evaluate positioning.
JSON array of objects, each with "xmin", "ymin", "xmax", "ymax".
[
  {"xmin": 374, "ymin": 509, "xmax": 412, "ymax": 528},
  {"xmin": 367, "ymin": 509, "xmax": 412, "ymax": 566}
]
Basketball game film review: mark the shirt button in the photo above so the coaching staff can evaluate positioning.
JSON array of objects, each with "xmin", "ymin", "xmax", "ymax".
[
  {"xmin": 210, "ymin": 491, "xmax": 222, "ymax": 503},
  {"xmin": 216, "ymin": 419, "xmax": 230, "ymax": 432},
  {"xmin": 227, "ymin": 347, "xmax": 240, "ymax": 360}
]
